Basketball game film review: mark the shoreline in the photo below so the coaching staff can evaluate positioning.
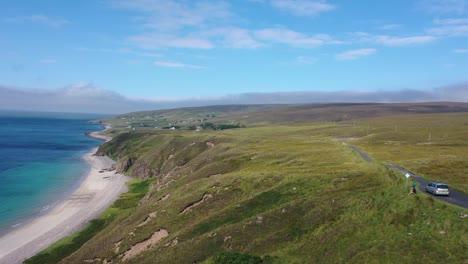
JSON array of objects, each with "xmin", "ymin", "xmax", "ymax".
[
  {"xmin": 86, "ymin": 123, "xmax": 112, "ymax": 142},
  {"xmin": 0, "ymin": 125, "xmax": 129, "ymax": 264}
]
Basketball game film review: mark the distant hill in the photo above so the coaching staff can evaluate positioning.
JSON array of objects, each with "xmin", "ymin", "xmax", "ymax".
[{"xmin": 101, "ymin": 102, "xmax": 468, "ymax": 132}]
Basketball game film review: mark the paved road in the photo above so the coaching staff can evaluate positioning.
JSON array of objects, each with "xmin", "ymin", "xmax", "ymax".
[
  {"xmin": 385, "ymin": 163, "xmax": 468, "ymax": 209},
  {"xmin": 349, "ymin": 145, "xmax": 373, "ymax": 162},
  {"xmin": 348, "ymin": 145, "xmax": 468, "ymax": 209}
]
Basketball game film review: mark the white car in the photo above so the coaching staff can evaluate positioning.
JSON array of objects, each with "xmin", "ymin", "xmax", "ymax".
[{"xmin": 425, "ymin": 182, "xmax": 449, "ymax": 196}]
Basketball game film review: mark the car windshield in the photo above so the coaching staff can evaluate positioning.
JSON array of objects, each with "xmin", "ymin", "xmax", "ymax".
[{"xmin": 437, "ymin": 185, "xmax": 448, "ymax": 189}]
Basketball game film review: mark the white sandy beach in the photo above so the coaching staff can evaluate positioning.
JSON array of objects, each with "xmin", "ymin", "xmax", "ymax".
[
  {"xmin": 87, "ymin": 124, "xmax": 113, "ymax": 142},
  {"xmin": 0, "ymin": 128, "xmax": 129, "ymax": 264}
]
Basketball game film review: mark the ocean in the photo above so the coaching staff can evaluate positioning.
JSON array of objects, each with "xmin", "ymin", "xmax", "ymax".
[{"xmin": 0, "ymin": 111, "xmax": 106, "ymax": 234}]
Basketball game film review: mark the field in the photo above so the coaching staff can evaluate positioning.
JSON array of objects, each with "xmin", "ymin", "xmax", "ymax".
[
  {"xmin": 35, "ymin": 103, "xmax": 468, "ymax": 263},
  {"xmin": 340, "ymin": 112, "xmax": 468, "ymax": 194}
]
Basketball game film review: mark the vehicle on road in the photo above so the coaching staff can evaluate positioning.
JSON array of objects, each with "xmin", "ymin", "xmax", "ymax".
[{"xmin": 425, "ymin": 182, "xmax": 450, "ymax": 196}]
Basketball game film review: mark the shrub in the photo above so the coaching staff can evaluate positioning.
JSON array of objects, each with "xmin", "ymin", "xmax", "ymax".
[{"xmin": 213, "ymin": 252, "xmax": 263, "ymax": 264}]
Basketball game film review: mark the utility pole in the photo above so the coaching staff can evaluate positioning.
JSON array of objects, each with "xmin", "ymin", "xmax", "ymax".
[
  {"xmin": 395, "ymin": 124, "xmax": 397, "ymax": 133},
  {"xmin": 428, "ymin": 132, "xmax": 431, "ymax": 141}
]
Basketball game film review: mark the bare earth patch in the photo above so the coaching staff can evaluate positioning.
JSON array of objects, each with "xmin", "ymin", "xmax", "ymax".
[
  {"xmin": 137, "ymin": 211, "xmax": 158, "ymax": 227},
  {"xmin": 122, "ymin": 229, "xmax": 169, "ymax": 262},
  {"xmin": 153, "ymin": 193, "xmax": 171, "ymax": 205},
  {"xmin": 180, "ymin": 193, "xmax": 213, "ymax": 214}
]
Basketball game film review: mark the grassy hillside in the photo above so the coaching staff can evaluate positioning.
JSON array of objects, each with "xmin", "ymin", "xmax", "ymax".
[{"xmin": 33, "ymin": 103, "xmax": 468, "ymax": 263}]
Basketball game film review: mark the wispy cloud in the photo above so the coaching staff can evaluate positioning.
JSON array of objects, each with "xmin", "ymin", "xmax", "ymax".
[
  {"xmin": 428, "ymin": 16, "xmax": 468, "ymax": 36},
  {"xmin": 375, "ymin": 35, "xmax": 436, "ymax": 46},
  {"xmin": 434, "ymin": 18, "xmax": 468, "ymax": 25},
  {"xmin": 4, "ymin": 14, "xmax": 68, "ymax": 27},
  {"xmin": 39, "ymin": 59, "xmax": 57, "ymax": 64},
  {"xmin": 453, "ymin": 48, "xmax": 468, "ymax": 53},
  {"xmin": 129, "ymin": 33, "xmax": 214, "ymax": 49},
  {"xmin": 353, "ymin": 32, "xmax": 436, "ymax": 46},
  {"xmin": 335, "ymin": 48, "xmax": 376, "ymax": 60},
  {"xmin": 113, "ymin": 0, "xmax": 234, "ymax": 50},
  {"xmin": 255, "ymin": 27, "xmax": 339, "ymax": 47},
  {"xmin": 77, "ymin": 47, "xmax": 162, "ymax": 57},
  {"xmin": 114, "ymin": 0, "xmax": 338, "ymax": 50},
  {"xmin": 270, "ymin": 0, "xmax": 336, "ymax": 16},
  {"xmin": 154, "ymin": 61, "xmax": 205, "ymax": 69},
  {"xmin": 428, "ymin": 24, "xmax": 468, "ymax": 36},
  {"xmin": 418, "ymin": 0, "xmax": 468, "ymax": 15},
  {"xmin": 198, "ymin": 27, "xmax": 263, "ymax": 48},
  {"xmin": 296, "ymin": 56, "xmax": 318, "ymax": 64},
  {"xmin": 112, "ymin": 0, "xmax": 232, "ymax": 31},
  {"xmin": 380, "ymin": 24, "xmax": 402, "ymax": 30}
]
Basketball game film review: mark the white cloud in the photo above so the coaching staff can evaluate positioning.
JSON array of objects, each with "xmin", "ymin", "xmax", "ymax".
[
  {"xmin": 381, "ymin": 24, "xmax": 402, "ymax": 30},
  {"xmin": 112, "ymin": 0, "xmax": 232, "ymax": 31},
  {"xmin": 296, "ymin": 56, "xmax": 318, "ymax": 64},
  {"xmin": 453, "ymin": 48, "xmax": 468, "ymax": 53},
  {"xmin": 429, "ymin": 16, "xmax": 468, "ymax": 36},
  {"xmin": 255, "ymin": 27, "xmax": 338, "ymax": 47},
  {"xmin": 76, "ymin": 48, "xmax": 163, "ymax": 58},
  {"xmin": 4, "ymin": 15, "xmax": 68, "ymax": 27},
  {"xmin": 113, "ymin": 0, "xmax": 339, "ymax": 50},
  {"xmin": 374, "ymin": 35, "xmax": 436, "ymax": 46},
  {"xmin": 350, "ymin": 32, "xmax": 436, "ymax": 46},
  {"xmin": 113, "ymin": 0, "xmax": 236, "ymax": 50},
  {"xmin": 419, "ymin": 0, "xmax": 468, "ymax": 15},
  {"xmin": 154, "ymin": 61, "xmax": 205, "ymax": 69},
  {"xmin": 129, "ymin": 33, "xmax": 214, "ymax": 49},
  {"xmin": 428, "ymin": 24, "xmax": 468, "ymax": 36},
  {"xmin": 335, "ymin": 48, "xmax": 376, "ymax": 60},
  {"xmin": 0, "ymin": 84, "xmax": 137, "ymax": 114},
  {"xmin": 434, "ymin": 18, "xmax": 468, "ymax": 25},
  {"xmin": 77, "ymin": 47, "xmax": 162, "ymax": 57},
  {"xmin": 39, "ymin": 59, "xmax": 57, "ymax": 64},
  {"xmin": 270, "ymin": 0, "xmax": 336, "ymax": 16},
  {"xmin": 198, "ymin": 27, "xmax": 263, "ymax": 48}
]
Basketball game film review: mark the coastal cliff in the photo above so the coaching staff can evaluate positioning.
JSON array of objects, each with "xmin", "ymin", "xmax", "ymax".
[{"xmin": 96, "ymin": 133, "xmax": 220, "ymax": 180}]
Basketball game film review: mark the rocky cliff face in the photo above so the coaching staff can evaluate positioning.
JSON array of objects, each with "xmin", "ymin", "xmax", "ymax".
[
  {"xmin": 97, "ymin": 133, "xmax": 215, "ymax": 180},
  {"xmin": 131, "ymin": 161, "xmax": 160, "ymax": 179},
  {"xmin": 114, "ymin": 157, "xmax": 135, "ymax": 174}
]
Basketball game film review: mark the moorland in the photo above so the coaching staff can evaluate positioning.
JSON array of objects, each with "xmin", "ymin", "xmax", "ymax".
[{"xmin": 26, "ymin": 102, "xmax": 468, "ymax": 264}]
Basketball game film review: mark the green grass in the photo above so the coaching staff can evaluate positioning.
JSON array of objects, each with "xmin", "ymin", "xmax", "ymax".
[
  {"xmin": 210, "ymin": 252, "xmax": 264, "ymax": 264},
  {"xmin": 338, "ymin": 113, "xmax": 468, "ymax": 193},
  {"xmin": 34, "ymin": 105, "xmax": 468, "ymax": 263},
  {"xmin": 57, "ymin": 119, "xmax": 467, "ymax": 263}
]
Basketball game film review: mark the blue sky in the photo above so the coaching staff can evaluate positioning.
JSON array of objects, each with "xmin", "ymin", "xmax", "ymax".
[{"xmin": 1, "ymin": 0, "xmax": 468, "ymax": 113}]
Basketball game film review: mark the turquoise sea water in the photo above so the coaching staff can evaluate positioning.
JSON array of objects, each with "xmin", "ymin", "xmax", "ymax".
[{"xmin": 0, "ymin": 111, "xmax": 106, "ymax": 233}]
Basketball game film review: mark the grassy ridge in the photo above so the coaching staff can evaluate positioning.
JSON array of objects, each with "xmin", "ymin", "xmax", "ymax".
[{"xmin": 55, "ymin": 122, "xmax": 466, "ymax": 263}]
